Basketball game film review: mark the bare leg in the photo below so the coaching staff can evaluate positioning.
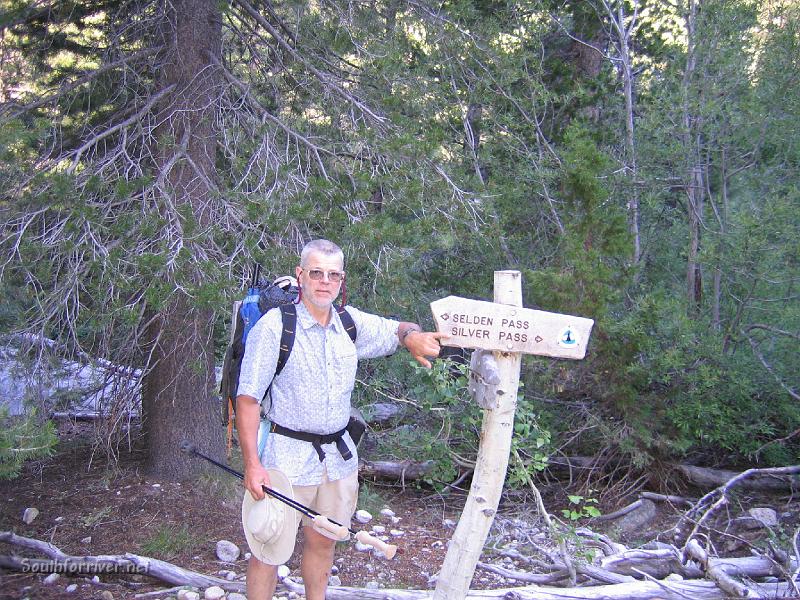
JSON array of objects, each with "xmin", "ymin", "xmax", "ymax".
[
  {"xmin": 246, "ymin": 556, "xmax": 278, "ymax": 600},
  {"xmin": 301, "ymin": 526, "xmax": 336, "ymax": 600}
]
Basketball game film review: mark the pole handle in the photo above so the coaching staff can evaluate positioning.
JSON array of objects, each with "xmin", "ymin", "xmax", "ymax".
[
  {"xmin": 312, "ymin": 515, "xmax": 348, "ymax": 539},
  {"xmin": 355, "ymin": 530, "xmax": 397, "ymax": 559}
]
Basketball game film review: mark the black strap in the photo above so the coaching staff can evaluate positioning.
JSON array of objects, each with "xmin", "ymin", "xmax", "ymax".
[
  {"xmin": 275, "ymin": 303, "xmax": 297, "ymax": 377},
  {"xmin": 274, "ymin": 303, "xmax": 356, "ymax": 377},
  {"xmin": 270, "ymin": 422, "xmax": 352, "ymax": 462},
  {"xmin": 336, "ymin": 304, "xmax": 357, "ymax": 343}
]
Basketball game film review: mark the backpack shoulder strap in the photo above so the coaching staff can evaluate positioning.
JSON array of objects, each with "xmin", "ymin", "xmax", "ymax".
[
  {"xmin": 276, "ymin": 303, "xmax": 297, "ymax": 377},
  {"xmin": 335, "ymin": 304, "xmax": 357, "ymax": 343}
]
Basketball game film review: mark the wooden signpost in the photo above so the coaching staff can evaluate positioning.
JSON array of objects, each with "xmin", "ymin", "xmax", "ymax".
[{"xmin": 432, "ymin": 271, "xmax": 594, "ymax": 600}]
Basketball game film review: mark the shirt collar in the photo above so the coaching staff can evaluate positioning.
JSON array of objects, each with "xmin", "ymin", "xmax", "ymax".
[{"xmin": 296, "ymin": 301, "xmax": 341, "ymax": 332}]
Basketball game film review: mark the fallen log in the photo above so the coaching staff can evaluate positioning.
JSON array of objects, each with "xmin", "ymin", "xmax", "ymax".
[
  {"xmin": 0, "ymin": 531, "xmax": 245, "ymax": 593},
  {"xmin": 285, "ymin": 576, "xmax": 791, "ymax": 599},
  {"xmin": 676, "ymin": 464, "xmax": 800, "ymax": 491},
  {"xmin": 359, "ymin": 459, "xmax": 434, "ymax": 480}
]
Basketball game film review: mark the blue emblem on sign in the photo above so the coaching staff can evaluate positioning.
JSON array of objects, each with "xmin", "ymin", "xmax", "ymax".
[{"xmin": 557, "ymin": 327, "xmax": 579, "ymax": 348}]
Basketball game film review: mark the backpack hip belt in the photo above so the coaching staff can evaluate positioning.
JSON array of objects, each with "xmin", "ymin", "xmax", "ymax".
[{"xmin": 269, "ymin": 422, "xmax": 352, "ymax": 462}]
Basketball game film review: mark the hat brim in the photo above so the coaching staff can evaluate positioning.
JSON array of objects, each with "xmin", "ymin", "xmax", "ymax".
[{"xmin": 242, "ymin": 468, "xmax": 299, "ymax": 565}]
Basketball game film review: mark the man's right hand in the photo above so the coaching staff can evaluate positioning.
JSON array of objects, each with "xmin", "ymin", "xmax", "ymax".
[{"xmin": 244, "ymin": 462, "xmax": 272, "ymax": 501}]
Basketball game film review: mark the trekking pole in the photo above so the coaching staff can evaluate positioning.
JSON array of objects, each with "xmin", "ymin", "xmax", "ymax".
[{"xmin": 179, "ymin": 441, "xmax": 397, "ymax": 559}]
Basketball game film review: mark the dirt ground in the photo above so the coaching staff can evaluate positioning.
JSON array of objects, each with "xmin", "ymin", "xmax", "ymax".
[
  {"xmin": 3, "ymin": 422, "xmax": 794, "ymax": 600},
  {"xmin": 0, "ymin": 422, "xmax": 513, "ymax": 600}
]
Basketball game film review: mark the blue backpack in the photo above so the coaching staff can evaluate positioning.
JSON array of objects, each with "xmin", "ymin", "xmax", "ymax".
[{"xmin": 219, "ymin": 266, "xmax": 358, "ymax": 450}]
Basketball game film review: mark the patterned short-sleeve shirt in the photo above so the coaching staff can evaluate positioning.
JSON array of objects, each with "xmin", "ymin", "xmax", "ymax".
[{"xmin": 237, "ymin": 301, "xmax": 399, "ymax": 485}]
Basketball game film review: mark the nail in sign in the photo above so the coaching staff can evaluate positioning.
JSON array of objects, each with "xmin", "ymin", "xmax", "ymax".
[{"xmin": 431, "ymin": 296, "xmax": 594, "ymax": 360}]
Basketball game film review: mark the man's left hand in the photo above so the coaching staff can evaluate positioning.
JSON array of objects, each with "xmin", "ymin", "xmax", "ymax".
[{"xmin": 405, "ymin": 331, "xmax": 449, "ymax": 369}]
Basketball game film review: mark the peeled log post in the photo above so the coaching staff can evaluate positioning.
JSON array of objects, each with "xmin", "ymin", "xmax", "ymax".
[{"xmin": 433, "ymin": 271, "xmax": 523, "ymax": 600}]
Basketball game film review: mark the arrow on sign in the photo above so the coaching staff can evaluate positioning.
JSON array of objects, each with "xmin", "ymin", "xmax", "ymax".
[{"xmin": 430, "ymin": 296, "xmax": 594, "ymax": 360}]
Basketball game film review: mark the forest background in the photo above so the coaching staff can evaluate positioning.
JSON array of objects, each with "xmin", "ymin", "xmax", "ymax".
[{"xmin": 0, "ymin": 0, "xmax": 798, "ymax": 497}]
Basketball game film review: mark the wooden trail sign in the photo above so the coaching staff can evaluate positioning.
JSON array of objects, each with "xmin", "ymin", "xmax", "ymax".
[
  {"xmin": 431, "ymin": 296, "xmax": 594, "ymax": 360},
  {"xmin": 432, "ymin": 272, "xmax": 594, "ymax": 600}
]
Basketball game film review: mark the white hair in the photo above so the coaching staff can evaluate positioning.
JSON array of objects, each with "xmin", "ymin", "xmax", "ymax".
[{"xmin": 300, "ymin": 239, "xmax": 344, "ymax": 268}]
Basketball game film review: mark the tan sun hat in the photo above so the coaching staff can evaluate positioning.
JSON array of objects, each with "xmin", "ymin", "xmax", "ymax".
[{"xmin": 241, "ymin": 469, "xmax": 299, "ymax": 565}]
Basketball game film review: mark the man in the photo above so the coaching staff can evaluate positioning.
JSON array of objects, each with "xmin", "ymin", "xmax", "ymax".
[{"xmin": 236, "ymin": 239, "xmax": 446, "ymax": 600}]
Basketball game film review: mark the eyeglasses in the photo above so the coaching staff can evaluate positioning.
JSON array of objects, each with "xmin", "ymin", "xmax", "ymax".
[{"xmin": 304, "ymin": 268, "xmax": 345, "ymax": 283}]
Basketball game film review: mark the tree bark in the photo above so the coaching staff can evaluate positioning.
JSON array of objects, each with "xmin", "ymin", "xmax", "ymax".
[{"xmin": 141, "ymin": 0, "xmax": 224, "ymax": 478}]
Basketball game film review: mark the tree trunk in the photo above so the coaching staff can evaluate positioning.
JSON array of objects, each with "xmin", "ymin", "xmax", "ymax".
[
  {"xmin": 682, "ymin": 0, "xmax": 704, "ymax": 315},
  {"xmin": 141, "ymin": 0, "xmax": 224, "ymax": 478}
]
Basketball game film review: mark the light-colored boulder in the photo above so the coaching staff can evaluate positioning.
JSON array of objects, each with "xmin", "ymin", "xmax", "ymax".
[
  {"xmin": 203, "ymin": 586, "xmax": 225, "ymax": 600},
  {"xmin": 216, "ymin": 539, "xmax": 240, "ymax": 562},
  {"xmin": 749, "ymin": 507, "xmax": 778, "ymax": 527},
  {"xmin": 22, "ymin": 507, "xmax": 39, "ymax": 524},
  {"xmin": 355, "ymin": 509, "xmax": 373, "ymax": 524}
]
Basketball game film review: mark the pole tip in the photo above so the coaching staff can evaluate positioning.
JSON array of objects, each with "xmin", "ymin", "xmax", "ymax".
[{"xmin": 179, "ymin": 440, "xmax": 197, "ymax": 454}]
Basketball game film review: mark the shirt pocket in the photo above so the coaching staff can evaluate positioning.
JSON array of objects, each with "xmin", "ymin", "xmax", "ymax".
[{"xmin": 331, "ymin": 341, "xmax": 358, "ymax": 401}]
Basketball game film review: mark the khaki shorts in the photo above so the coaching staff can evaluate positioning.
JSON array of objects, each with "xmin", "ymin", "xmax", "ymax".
[{"xmin": 293, "ymin": 468, "xmax": 359, "ymax": 541}]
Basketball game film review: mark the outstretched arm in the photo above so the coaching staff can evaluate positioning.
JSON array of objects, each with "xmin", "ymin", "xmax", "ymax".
[{"xmin": 397, "ymin": 322, "xmax": 449, "ymax": 369}]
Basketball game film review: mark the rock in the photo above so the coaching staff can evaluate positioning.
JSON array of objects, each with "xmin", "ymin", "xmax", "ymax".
[
  {"xmin": 100, "ymin": 591, "xmax": 114, "ymax": 600},
  {"xmin": 81, "ymin": 536, "xmax": 92, "ymax": 544},
  {"xmin": 749, "ymin": 507, "xmax": 778, "ymax": 527},
  {"xmin": 364, "ymin": 402, "xmax": 404, "ymax": 424},
  {"xmin": 66, "ymin": 583, "xmax": 78, "ymax": 592},
  {"xmin": 22, "ymin": 507, "xmax": 39, "ymax": 524},
  {"xmin": 216, "ymin": 539, "xmax": 240, "ymax": 562},
  {"xmin": 355, "ymin": 509, "xmax": 373, "ymax": 524},
  {"xmin": 355, "ymin": 541, "xmax": 372, "ymax": 552},
  {"xmin": 277, "ymin": 565, "xmax": 291, "ymax": 579},
  {"xmin": 55, "ymin": 516, "xmax": 64, "ymax": 523},
  {"xmin": 228, "ymin": 594, "xmax": 247, "ymax": 600},
  {"xmin": 43, "ymin": 573, "xmax": 60, "ymax": 585},
  {"xmin": 244, "ymin": 552, "xmax": 251, "ymax": 560},
  {"xmin": 371, "ymin": 525, "xmax": 386, "ymax": 534},
  {"xmin": 380, "ymin": 508, "xmax": 395, "ymax": 518},
  {"xmin": 328, "ymin": 575, "xmax": 342, "ymax": 587},
  {"xmin": 614, "ymin": 499, "xmax": 657, "ymax": 534},
  {"xmin": 225, "ymin": 571, "xmax": 237, "ymax": 581},
  {"xmin": 91, "ymin": 576, "xmax": 100, "ymax": 584},
  {"xmin": 389, "ymin": 529, "xmax": 405, "ymax": 537},
  {"xmin": 365, "ymin": 581, "xmax": 381, "ymax": 589},
  {"xmin": 390, "ymin": 516, "xmax": 401, "ymax": 524},
  {"xmin": 443, "ymin": 519, "xmax": 456, "ymax": 528},
  {"xmin": 203, "ymin": 586, "xmax": 225, "ymax": 600}
]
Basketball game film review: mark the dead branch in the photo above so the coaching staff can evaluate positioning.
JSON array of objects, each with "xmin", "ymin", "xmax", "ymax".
[{"xmin": 675, "ymin": 465, "xmax": 800, "ymax": 550}]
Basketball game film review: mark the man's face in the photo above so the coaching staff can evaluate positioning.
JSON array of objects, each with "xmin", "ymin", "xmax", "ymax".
[{"xmin": 296, "ymin": 251, "xmax": 344, "ymax": 310}]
